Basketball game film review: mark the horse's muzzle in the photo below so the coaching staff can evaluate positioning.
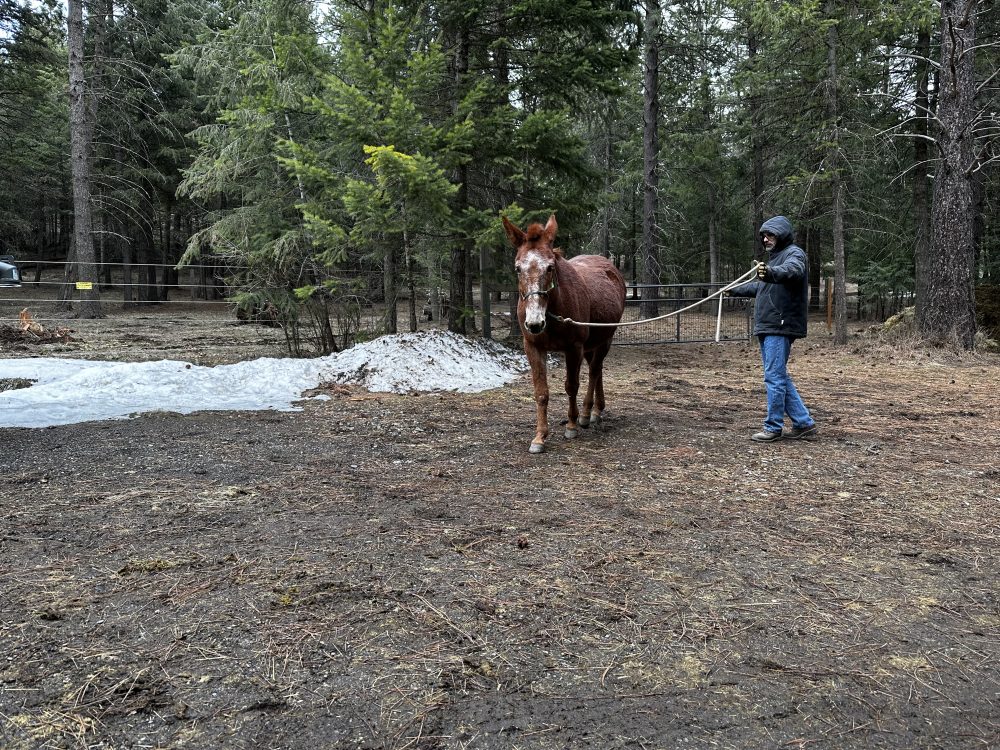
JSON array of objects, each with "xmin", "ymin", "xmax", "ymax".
[{"xmin": 526, "ymin": 321, "xmax": 546, "ymax": 335}]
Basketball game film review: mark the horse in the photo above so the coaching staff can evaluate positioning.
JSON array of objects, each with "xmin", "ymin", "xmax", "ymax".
[{"xmin": 502, "ymin": 214, "xmax": 626, "ymax": 454}]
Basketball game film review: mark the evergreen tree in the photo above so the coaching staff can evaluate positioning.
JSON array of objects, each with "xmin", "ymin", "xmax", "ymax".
[
  {"xmin": 0, "ymin": 1, "xmax": 68, "ymax": 259},
  {"xmin": 295, "ymin": 0, "xmax": 463, "ymax": 335},
  {"xmin": 5, "ymin": 0, "xmax": 997, "ymax": 349},
  {"xmin": 95, "ymin": 0, "xmax": 211, "ymax": 303},
  {"xmin": 176, "ymin": 0, "xmax": 340, "ymax": 352}
]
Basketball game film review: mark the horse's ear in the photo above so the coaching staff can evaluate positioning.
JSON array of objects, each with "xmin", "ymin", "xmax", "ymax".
[
  {"xmin": 502, "ymin": 215, "xmax": 525, "ymax": 247},
  {"xmin": 543, "ymin": 214, "xmax": 558, "ymax": 244}
]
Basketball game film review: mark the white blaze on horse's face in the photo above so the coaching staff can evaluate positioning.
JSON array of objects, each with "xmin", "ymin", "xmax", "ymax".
[{"xmin": 516, "ymin": 250, "xmax": 554, "ymax": 335}]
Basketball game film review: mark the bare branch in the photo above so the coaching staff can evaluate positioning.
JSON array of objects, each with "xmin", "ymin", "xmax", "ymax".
[
  {"xmin": 863, "ymin": 91, "xmax": 942, "ymax": 125},
  {"xmin": 890, "ymin": 157, "xmax": 939, "ymax": 187},
  {"xmin": 961, "ymin": 40, "xmax": 1000, "ymax": 56},
  {"xmin": 892, "ymin": 52, "xmax": 942, "ymax": 71},
  {"xmin": 882, "ymin": 131, "xmax": 940, "ymax": 144},
  {"xmin": 975, "ymin": 67, "xmax": 1000, "ymax": 94}
]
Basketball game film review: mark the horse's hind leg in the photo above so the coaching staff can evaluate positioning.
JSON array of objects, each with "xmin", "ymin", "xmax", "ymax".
[
  {"xmin": 578, "ymin": 349, "xmax": 596, "ymax": 427},
  {"xmin": 580, "ymin": 342, "xmax": 611, "ymax": 427},
  {"xmin": 563, "ymin": 346, "xmax": 583, "ymax": 439}
]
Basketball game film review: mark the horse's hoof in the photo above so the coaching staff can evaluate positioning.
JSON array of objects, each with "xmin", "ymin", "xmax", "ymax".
[
  {"xmin": 578, "ymin": 416, "xmax": 590, "ymax": 427},
  {"xmin": 529, "ymin": 442, "xmax": 545, "ymax": 454},
  {"xmin": 590, "ymin": 413, "xmax": 602, "ymax": 425},
  {"xmin": 564, "ymin": 428, "xmax": 579, "ymax": 439}
]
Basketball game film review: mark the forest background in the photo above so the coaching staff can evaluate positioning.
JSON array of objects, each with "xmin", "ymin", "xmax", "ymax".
[{"xmin": 1, "ymin": 0, "xmax": 998, "ymax": 352}]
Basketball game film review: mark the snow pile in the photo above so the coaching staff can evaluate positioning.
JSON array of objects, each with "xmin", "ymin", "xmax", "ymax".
[
  {"xmin": 325, "ymin": 330, "xmax": 527, "ymax": 393},
  {"xmin": 0, "ymin": 331, "xmax": 527, "ymax": 429}
]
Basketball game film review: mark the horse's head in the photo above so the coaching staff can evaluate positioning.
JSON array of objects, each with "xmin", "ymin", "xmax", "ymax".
[{"xmin": 503, "ymin": 214, "xmax": 561, "ymax": 335}]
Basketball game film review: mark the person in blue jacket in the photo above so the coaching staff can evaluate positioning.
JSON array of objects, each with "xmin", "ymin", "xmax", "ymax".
[{"xmin": 728, "ymin": 216, "xmax": 818, "ymax": 442}]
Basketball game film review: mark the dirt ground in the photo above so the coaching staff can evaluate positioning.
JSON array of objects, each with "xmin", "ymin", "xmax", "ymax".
[{"xmin": 1, "ymin": 310, "xmax": 999, "ymax": 750}]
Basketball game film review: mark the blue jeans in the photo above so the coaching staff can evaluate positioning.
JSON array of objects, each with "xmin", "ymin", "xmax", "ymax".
[{"xmin": 759, "ymin": 335, "xmax": 813, "ymax": 434}]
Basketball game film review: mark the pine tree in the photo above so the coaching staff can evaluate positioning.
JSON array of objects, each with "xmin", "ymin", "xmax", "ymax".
[
  {"xmin": 175, "ymin": 0, "xmax": 339, "ymax": 352},
  {"xmin": 0, "ymin": 2, "xmax": 68, "ymax": 260},
  {"xmin": 918, "ymin": 0, "xmax": 980, "ymax": 347},
  {"xmin": 295, "ymin": 1, "xmax": 462, "ymax": 335}
]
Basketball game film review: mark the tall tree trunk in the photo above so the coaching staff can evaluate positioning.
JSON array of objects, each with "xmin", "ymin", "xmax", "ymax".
[
  {"xmin": 136, "ymin": 229, "xmax": 153, "ymax": 303},
  {"xmin": 384, "ymin": 237, "xmax": 397, "ymax": 334},
  {"xmin": 640, "ymin": 0, "xmax": 660, "ymax": 318},
  {"xmin": 825, "ymin": 0, "xmax": 847, "ymax": 345},
  {"xmin": 123, "ymin": 229, "xmax": 135, "ymax": 307},
  {"xmin": 67, "ymin": 0, "xmax": 102, "ymax": 317},
  {"xmin": 58, "ymin": 239, "xmax": 78, "ymax": 306},
  {"xmin": 99, "ymin": 208, "xmax": 110, "ymax": 286},
  {"xmin": 696, "ymin": 17, "xmax": 719, "ymax": 285},
  {"xmin": 629, "ymin": 191, "xmax": 638, "ymax": 287},
  {"xmin": 404, "ymin": 223, "xmax": 417, "ymax": 333},
  {"xmin": 465, "ymin": 246, "xmax": 477, "ymax": 333},
  {"xmin": 448, "ymin": 21, "xmax": 469, "ymax": 335},
  {"xmin": 491, "ymin": 5, "xmax": 520, "ymax": 341},
  {"xmin": 478, "ymin": 233, "xmax": 491, "ymax": 338},
  {"xmin": 747, "ymin": 26, "xmax": 765, "ymax": 260},
  {"xmin": 162, "ymin": 209, "xmax": 178, "ymax": 296},
  {"xmin": 913, "ymin": 27, "xmax": 932, "ymax": 302},
  {"xmin": 602, "ymin": 109, "xmax": 613, "ymax": 260},
  {"xmin": 805, "ymin": 219, "xmax": 822, "ymax": 312},
  {"xmin": 831, "ymin": 182, "xmax": 847, "ymax": 343},
  {"xmin": 707, "ymin": 187, "xmax": 718, "ymax": 284},
  {"xmin": 918, "ymin": 0, "xmax": 978, "ymax": 348}
]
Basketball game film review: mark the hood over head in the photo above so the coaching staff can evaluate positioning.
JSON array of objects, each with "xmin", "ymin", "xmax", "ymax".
[{"xmin": 759, "ymin": 216, "xmax": 794, "ymax": 251}]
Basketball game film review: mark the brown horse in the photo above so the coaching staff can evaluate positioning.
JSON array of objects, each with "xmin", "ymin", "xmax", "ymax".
[{"xmin": 502, "ymin": 214, "xmax": 626, "ymax": 454}]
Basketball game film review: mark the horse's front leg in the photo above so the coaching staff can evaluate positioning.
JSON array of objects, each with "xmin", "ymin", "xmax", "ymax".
[
  {"xmin": 525, "ymin": 344, "xmax": 550, "ymax": 454},
  {"xmin": 563, "ymin": 345, "xmax": 584, "ymax": 439},
  {"xmin": 580, "ymin": 341, "xmax": 611, "ymax": 427}
]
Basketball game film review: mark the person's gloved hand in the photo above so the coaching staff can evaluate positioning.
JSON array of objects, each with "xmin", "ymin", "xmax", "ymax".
[{"xmin": 755, "ymin": 261, "xmax": 769, "ymax": 280}]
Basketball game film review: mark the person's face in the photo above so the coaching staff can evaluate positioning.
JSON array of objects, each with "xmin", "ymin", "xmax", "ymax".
[{"xmin": 761, "ymin": 231, "xmax": 777, "ymax": 250}]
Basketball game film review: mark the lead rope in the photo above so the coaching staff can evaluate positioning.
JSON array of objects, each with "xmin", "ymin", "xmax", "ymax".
[{"xmin": 546, "ymin": 266, "xmax": 759, "ymax": 330}]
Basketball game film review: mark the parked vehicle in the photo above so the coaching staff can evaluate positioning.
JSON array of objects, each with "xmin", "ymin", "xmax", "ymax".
[{"xmin": 0, "ymin": 255, "xmax": 21, "ymax": 287}]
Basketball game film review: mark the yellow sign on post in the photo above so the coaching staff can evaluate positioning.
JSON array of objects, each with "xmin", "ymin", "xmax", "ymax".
[{"xmin": 76, "ymin": 281, "xmax": 93, "ymax": 290}]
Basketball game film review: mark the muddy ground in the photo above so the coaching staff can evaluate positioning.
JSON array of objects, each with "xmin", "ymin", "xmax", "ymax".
[{"xmin": 1, "ymin": 310, "xmax": 999, "ymax": 749}]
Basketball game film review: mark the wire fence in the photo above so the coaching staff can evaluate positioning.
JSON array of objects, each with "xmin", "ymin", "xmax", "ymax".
[
  {"xmin": 616, "ymin": 284, "xmax": 752, "ymax": 345},
  {"xmin": 14, "ymin": 261, "xmax": 924, "ymax": 347},
  {"xmin": 0, "ymin": 260, "xmax": 757, "ymax": 346}
]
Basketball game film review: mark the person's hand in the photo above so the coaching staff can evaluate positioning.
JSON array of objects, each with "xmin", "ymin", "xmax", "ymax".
[{"xmin": 755, "ymin": 261, "xmax": 769, "ymax": 280}]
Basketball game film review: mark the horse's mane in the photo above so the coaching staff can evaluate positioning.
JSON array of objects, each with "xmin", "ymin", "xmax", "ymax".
[{"xmin": 524, "ymin": 222, "xmax": 564, "ymax": 256}]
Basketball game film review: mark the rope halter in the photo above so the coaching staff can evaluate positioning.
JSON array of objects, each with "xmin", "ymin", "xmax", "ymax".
[{"xmin": 520, "ymin": 278, "xmax": 557, "ymax": 301}]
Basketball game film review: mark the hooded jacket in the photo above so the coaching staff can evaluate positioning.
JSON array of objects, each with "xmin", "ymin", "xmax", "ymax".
[{"xmin": 729, "ymin": 216, "xmax": 809, "ymax": 339}]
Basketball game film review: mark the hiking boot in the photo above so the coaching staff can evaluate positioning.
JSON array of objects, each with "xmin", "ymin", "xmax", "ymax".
[
  {"xmin": 783, "ymin": 424, "xmax": 819, "ymax": 440},
  {"xmin": 751, "ymin": 430, "xmax": 783, "ymax": 442}
]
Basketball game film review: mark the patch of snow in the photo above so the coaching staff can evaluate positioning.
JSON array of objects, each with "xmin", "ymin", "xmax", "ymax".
[
  {"xmin": 0, "ymin": 331, "xmax": 527, "ymax": 429},
  {"xmin": 326, "ymin": 331, "xmax": 527, "ymax": 394}
]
